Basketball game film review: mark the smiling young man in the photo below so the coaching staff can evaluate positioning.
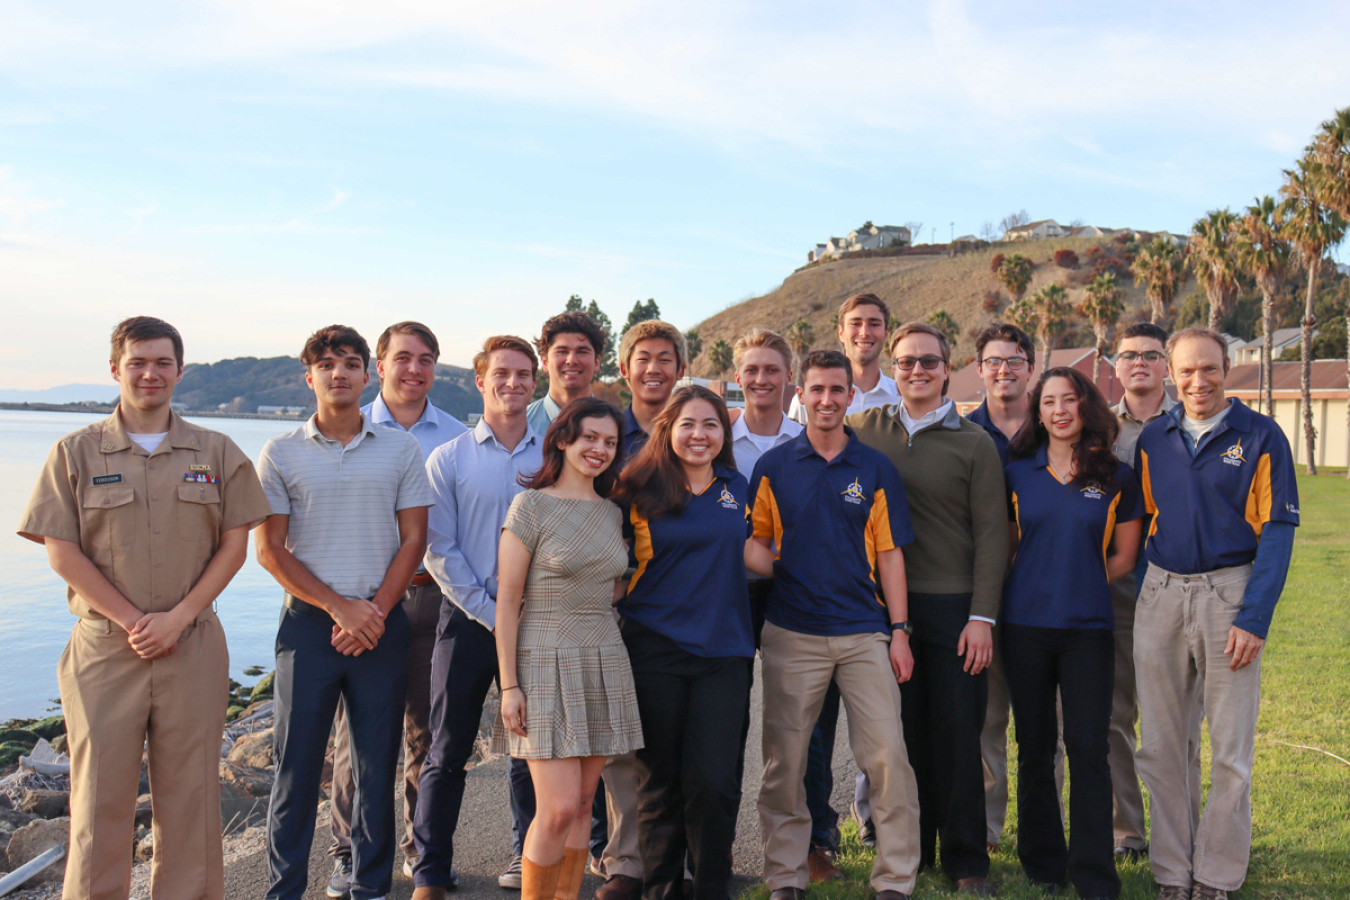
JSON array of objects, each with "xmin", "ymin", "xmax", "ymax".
[
  {"xmin": 788, "ymin": 293, "xmax": 899, "ymax": 423},
  {"xmin": 526, "ymin": 311, "xmax": 605, "ymax": 435},
  {"xmin": 1132, "ymin": 329, "xmax": 1298, "ymax": 900},
  {"xmin": 412, "ymin": 337, "xmax": 544, "ymax": 900},
  {"xmin": 752, "ymin": 349, "xmax": 921, "ymax": 900},
  {"xmin": 325, "ymin": 322, "xmax": 470, "ymax": 893},
  {"xmin": 255, "ymin": 325, "xmax": 434, "ymax": 900},
  {"xmin": 19, "ymin": 316, "xmax": 272, "ymax": 900},
  {"xmin": 849, "ymin": 323, "xmax": 1007, "ymax": 896}
]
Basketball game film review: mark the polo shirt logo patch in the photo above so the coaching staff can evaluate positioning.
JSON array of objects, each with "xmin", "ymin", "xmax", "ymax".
[
  {"xmin": 92, "ymin": 474, "xmax": 124, "ymax": 486},
  {"xmin": 1222, "ymin": 440, "xmax": 1247, "ymax": 467},
  {"xmin": 1080, "ymin": 484, "xmax": 1105, "ymax": 500},
  {"xmin": 717, "ymin": 486, "xmax": 739, "ymax": 509},
  {"xmin": 840, "ymin": 478, "xmax": 866, "ymax": 505}
]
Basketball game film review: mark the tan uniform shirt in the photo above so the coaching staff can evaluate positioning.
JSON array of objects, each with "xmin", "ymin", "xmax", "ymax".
[
  {"xmin": 18, "ymin": 407, "xmax": 272, "ymax": 621},
  {"xmin": 1112, "ymin": 391, "xmax": 1178, "ymax": 465}
]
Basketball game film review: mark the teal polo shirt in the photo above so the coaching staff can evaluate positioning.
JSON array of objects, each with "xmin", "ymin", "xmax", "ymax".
[
  {"xmin": 1135, "ymin": 399, "xmax": 1299, "ymax": 575},
  {"xmin": 1003, "ymin": 447, "xmax": 1144, "ymax": 630},
  {"xmin": 748, "ymin": 428, "xmax": 914, "ymax": 637},
  {"xmin": 620, "ymin": 465, "xmax": 754, "ymax": 658}
]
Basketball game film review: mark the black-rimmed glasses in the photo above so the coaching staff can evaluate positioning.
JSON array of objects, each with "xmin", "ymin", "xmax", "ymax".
[
  {"xmin": 980, "ymin": 357, "xmax": 1029, "ymax": 371},
  {"xmin": 893, "ymin": 355, "xmax": 946, "ymax": 371}
]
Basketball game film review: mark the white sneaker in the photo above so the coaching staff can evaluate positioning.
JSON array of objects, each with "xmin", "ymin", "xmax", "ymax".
[
  {"xmin": 403, "ymin": 855, "xmax": 417, "ymax": 878},
  {"xmin": 499, "ymin": 855, "xmax": 524, "ymax": 889},
  {"xmin": 588, "ymin": 856, "xmax": 606, "ymax": 878}
]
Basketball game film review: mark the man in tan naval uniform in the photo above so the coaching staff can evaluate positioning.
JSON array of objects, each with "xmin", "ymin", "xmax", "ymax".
[{"xmin": 18, "ymin": 316, "xmax": 271, "ymax": 900}]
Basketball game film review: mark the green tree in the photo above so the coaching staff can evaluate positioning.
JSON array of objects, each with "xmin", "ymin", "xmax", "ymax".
[
  {"xmin": 1311, "ymin": 106, "xmax": 1350, "ymax": 477},
  {"xmin": 997, "ymin": 253, "xmax": 1035, "ymax": 304},
  {"xmin": 786, "ymin": 320, "xmax": 815, "ymax": 358},
  {"xmin": 708, "ymin": 339, "xmax": 734, "ymax": 377},
  {"xmin": 1030, "ymin": 283, "xmax": 1072, "ymax": 363},
  {"xmin": 1131, "ymin": 237, "xmax": 1188, "ymax": 324},
  {"xmin": 1281, "ymin": 157, "xmax": 1347, "ymax": 474},
  {"xmin": 685, "ymin": 329, "xmax": 703, "ymax": 361},
  {"xmin": 924, "ymin": 309, "xmax": 961, "ymax": 350},
  {"xmin": 1235, "ymin": 196, "xmax": 1291, "ymax": 416},
  {"xmin": 622, "ymin": 298, "xmax": 661, "ymax": 335},
  {"xmin": 564, "ymin": 295, "xmax": 618, "ymax": 379},
  {"xmin": 1189, "ymin": 209, "xmax": 1241, "ymax": 331},
  {"xmin": 1080, "ymin": 272, "xmax": 1125, "ymax": 383}
]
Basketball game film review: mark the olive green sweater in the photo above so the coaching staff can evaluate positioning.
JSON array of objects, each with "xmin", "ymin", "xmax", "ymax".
[{"xmin": 848, "ymin": 403, "xmax": 1009, "ymax": 621}]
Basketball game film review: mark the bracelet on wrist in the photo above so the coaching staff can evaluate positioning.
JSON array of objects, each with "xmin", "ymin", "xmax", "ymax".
[{"xmin": 502, "ymin": 685, "xmax": 522, "ymax": 693}]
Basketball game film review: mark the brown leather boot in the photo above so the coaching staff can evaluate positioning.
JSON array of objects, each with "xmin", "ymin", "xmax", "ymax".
[
  {"xmin": 553, "ymin": 847, "xmax": 590, "ymax": 900},
  {"xmin": 523, "ymin": 854, "xmax": 566, "ymax": 900}
]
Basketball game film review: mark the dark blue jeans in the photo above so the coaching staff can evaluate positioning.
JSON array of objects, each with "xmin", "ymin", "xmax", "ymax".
[
  {"xmin": 267, "ymin": 600, "xmax": 410, "ymax": 900},
  {"xmin": 805, "ymin": 681, "xmax": 842, "ymax": 851}
]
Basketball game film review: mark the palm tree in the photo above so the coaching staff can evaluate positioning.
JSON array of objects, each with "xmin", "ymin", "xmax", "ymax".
[
  {"xmin": 924, "ymin": 309, "xmax": 961, "ymax": 350},
  {"xmin": 1189, "ymin": 209, "xmax": 1240, "ymax": 331},
  {"xmin": 707, "ymin": 339, "xmax": 733, "ymax": 377},
  {"xmin": 1281, "ymin": 156, "xmax": 1348, "ymax": 474},
  {"xmin": 1030, "ymin": 283, "xmax": 1072, "ymax": 363},
  {"xmin": 786, "ymin": 320, "xmax": 814, "ymax": 358},
  {"xmin": 997, "ymin": 254, "xmax": 1035, "ymax": 304},
  {"xmin": 1234, "ymin": 196, "xmax": 1291, "ymax": 417},
  {"xmin": 1080, "ymin": 272, "xmax": 1125, "ymax": 384},
  {"xmin": 1311, "ymin": 107, "xmax": 1350, "ymax": 476},
  {"xmin": 1131, "ymin": 236, "xmax": 1187, "ymax": 324}
]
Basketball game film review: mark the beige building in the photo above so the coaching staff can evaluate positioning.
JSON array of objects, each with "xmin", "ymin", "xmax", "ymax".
[{"xmin": 1226, "ymin": 360, "xmax": 1350, "ymax": 469}]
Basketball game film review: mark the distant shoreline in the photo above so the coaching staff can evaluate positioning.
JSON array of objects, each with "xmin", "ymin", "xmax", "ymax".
[{"xmin": 0, "ymin": 402, "xmax": 307, "ymax": 422}]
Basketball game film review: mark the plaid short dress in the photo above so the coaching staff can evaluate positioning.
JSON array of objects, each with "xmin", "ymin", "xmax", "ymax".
[{"xmin": 494, "ymin": 490, "xmax": 644, "ymax": 760}]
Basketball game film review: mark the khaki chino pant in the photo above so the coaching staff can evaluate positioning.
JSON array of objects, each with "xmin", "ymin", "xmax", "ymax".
[
  {"xmin": 600, "ymin": 751, "xmax": 644, "ymax": 879},
  {"xmin": 58, "ymin": 613, "xmax": 229, "ymax": 900},
  {"xmin": 1135, "ymin": 563, "xmax": 1259, "ymax": 892},
  {"xmin": 758, "ymin": 623, "xmax": 920, "ymax": 895}
]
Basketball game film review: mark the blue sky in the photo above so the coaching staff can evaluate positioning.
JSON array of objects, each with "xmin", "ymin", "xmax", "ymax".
[{"xmin": 2, "ymin": 0, "xmax": 1349, "ymax": 388}]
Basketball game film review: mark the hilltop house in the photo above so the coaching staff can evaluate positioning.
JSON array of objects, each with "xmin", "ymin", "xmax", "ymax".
[
  {"xmin": 809, "ymin": 224, "xmax": 912, "ymax": 262},
  {"xmin": 1229, "ymin": 328, "xmax": 1314, "ymax": 365},
  {"xmin": 1004, "ymin": 219, "xmax": 1066, "ymax": 241}
]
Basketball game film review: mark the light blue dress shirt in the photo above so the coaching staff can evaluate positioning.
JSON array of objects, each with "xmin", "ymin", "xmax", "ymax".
[
  {"xmin": 363, "ymin": 393, "xmax": 468, "ymax": 461},
  {"xmin": 525, "ymin": 393, "xmax": 564, "ymax": 438},
  {"xmin": 423, "ymin": 418, "xmax": 542, "ymax": 630}
]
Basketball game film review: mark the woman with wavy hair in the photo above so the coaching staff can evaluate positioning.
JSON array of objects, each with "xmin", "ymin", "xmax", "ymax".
[
  {"xmin": 1000, "ymin": 367, "xmax": 1144, "ymax": 900},
  {"xmin": 612, "ymin": 384, "xmax": 774, "ymax": 900},
  {"xmin": 494, "ymin": 397, "xmax": 645, "ymax": 900}
]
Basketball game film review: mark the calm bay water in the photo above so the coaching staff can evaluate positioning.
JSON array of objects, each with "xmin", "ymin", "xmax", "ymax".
[{"xmin": 0, "ymin": 409, "xmax": 303, "ymax": 719}]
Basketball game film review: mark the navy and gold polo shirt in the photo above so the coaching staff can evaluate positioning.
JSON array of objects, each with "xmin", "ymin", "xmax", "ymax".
[
  {"xmin": 1003, "ymin": 447, "xmax": 1144, "ymax": 630},
  {"xmin": 1135, "ymin": 399, "xmax": 1299, "ymax": 575},
  {"xmin": 748, "ymin": 428, "xmax": 914, "ymax": 637},
  {"xmin": 620, "ymin": 465, "xmax": 754, "ymax": 658}
]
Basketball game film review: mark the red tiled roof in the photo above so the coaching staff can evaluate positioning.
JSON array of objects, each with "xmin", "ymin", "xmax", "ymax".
[{"xmin": 1225, "ymin": 360, "xmax": 1348, "ymax": 393}]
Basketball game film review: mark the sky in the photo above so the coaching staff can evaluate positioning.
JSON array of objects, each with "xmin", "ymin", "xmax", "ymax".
[{"xmin": 2, "ymin": 0, "xmax": 1349, "ymax": 388}]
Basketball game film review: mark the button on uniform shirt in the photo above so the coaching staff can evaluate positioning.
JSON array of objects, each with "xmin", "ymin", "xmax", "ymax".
[
  {"xmin": 363, "ymin": 393, "xmax": 467, "ymax": 462},
  {"xmin": 620, "ymin": 465, "xmax": 754, "ymax": 658},
  {"xmin": 748, "ymin": 428, "xmax": 914, "ymax": 636},
  {"xmin": 1135, "ymin": 399, "xmax": 1298, "ymax": 576},
  {"xmin": 787, "ymin": 372, "xmax": 898, "ymax": 424},
  {"xmin": 256, "ymin": 414, "xmax": 434, "ymax": 601},
  {"xmin": 1003, "ymin": 448, "xmax": 1144, "ymax": 630},
  {"xmin": 424, "ymin": 419, "xmax": 543, "ymax": 630},
  {"xmin": 19, "ymin": 408, "xmax": 272, "ymax": 619},
  {"xmin": 730, "ymin": 413, "xmax": 802, "ymax": 478}
]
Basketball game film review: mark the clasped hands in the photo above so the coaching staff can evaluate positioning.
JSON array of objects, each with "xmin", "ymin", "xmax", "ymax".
[{"xmin": 330, "ymin": 597, "xmax": 387, "ymax": 656}]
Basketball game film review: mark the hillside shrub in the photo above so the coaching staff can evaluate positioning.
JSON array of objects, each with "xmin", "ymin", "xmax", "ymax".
[
  {"xmin": 990, "ymin": 253, "xmax": 1006, "ymax": 275},
  {"xmin": 983, "ymin": 290, "xmax": 1004, "ymax": 313},
  {"xmin": 1054, "ymin": 249, "xmax": 1079, "ymax": 269}
]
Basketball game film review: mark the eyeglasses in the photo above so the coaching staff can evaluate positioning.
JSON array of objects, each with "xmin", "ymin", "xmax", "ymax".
[
  {"xmin": 980, "ymin": 357, "xmax": 1029, "ymax": 372},
  {"xmin": 893, "ymin": 355, "xmax": 946, "ymax": 371},
  {"xmin": 1118, "ymin": 351, "xmax": 1164, "ymax": 363}
]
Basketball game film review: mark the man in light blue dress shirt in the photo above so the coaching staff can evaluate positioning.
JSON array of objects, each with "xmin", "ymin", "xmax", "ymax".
[
  {"xmin": 326, "ymin": 322, "xmax": 470, "ymax": 893},
  {"xmin": 411, "ymin": 336, "xmax": 544, "ymax": 900},
  {"xmin": 525, "ymin": 311, "xmax": 605, "ymax": 437}
]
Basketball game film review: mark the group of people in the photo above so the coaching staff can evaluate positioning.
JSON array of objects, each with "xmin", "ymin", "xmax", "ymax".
[{"xmin": 17, "ymin": 291, "xmax": 1298, "ymax": 900}]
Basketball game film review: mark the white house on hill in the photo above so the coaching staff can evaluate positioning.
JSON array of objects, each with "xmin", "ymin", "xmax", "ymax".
[
  {"xmin": 809, "ymin": 224, "xmax": 912, "ymax": 262},
  {"xmin": 1004, "ymin": 219, "xmax": 1066, "ymax": 241}
]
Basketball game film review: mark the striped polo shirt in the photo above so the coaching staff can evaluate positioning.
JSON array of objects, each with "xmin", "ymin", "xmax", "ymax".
[{"xmin": 257, "ymin": 413, "xmax": 435, "ymax": 601}]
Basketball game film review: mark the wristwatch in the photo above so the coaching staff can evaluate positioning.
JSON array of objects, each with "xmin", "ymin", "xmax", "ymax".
[{"xmin": 889, "ymin": 621, "xmax": 913, "ymax": 636}]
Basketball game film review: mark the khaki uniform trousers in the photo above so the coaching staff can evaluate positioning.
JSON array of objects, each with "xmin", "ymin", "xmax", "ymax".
[
  {"xmin": 758, "ymin": 623, "xmax": 920, "ymax": 895},
  {"xmin": 600, "ymin": 752, "xmax": 644, "ymax": 878},
  {"xmin": 1136, "ymin": 563, "xmax": 1259, "ymax": 893},
  {"xmin": 58, "ymin": 612, "xmax": 229, "ymax": 900}
]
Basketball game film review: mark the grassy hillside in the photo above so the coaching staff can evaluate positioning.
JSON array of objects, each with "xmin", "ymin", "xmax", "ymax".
[{"xmin": 687, "ymin": 237, "xmax": 1154, "ymax": 375}]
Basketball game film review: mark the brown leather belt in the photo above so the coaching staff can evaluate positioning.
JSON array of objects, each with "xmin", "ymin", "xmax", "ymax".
[{"xmin": 410, "ymin": 572, "xmax": 435, "ymax": 588}]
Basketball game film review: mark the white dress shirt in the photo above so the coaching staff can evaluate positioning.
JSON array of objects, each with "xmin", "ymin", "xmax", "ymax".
[
  {"xmin": 730, "ymin": 412, "xmax": 803, "ymax": 478},
  {"xmin": 787, "ymin": 372, "xmax": 899, "ymax": 424}
]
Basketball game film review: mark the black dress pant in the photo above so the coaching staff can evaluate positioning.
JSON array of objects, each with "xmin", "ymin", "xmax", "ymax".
[
  {"xmin": 622, "ymin": 618, "xmax": 751, "ymax": 900},
  {"xmin": 899, "ymin": 593, "xmax": 990, "ymax": 881},
  {"xmin": 268, "ymin": 599, "xmax": 409, "ymax": 900},
  {"xmin": 1001, "ymin": 623, "xmax": 1119, "ymax": 900}
]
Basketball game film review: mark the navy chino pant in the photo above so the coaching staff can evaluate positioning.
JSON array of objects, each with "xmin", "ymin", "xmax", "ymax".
[{"xmin": 267, "ymin": 599, "xmax": 410, "ymax": 900}]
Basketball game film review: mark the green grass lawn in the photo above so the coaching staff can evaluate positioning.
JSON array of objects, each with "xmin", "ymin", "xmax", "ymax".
[{"xmin": 746, "ymin": 473, "xmax": 1350, "ymax": 899}]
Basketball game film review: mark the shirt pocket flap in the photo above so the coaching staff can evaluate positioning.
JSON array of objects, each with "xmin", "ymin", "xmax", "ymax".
[
  {"xmin": 178, "ymin": 483, "xmax": 223, "ymax": 504},
  {"xmin": 82, "ymin": 485, "xmax": 135, "ymax": 509}
]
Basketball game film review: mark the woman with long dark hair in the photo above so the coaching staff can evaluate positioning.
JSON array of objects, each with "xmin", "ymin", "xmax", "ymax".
[
  {"xmin": 1001, "ymin": 367, "xmax": 1144, "ymax": 900},
  {"xmin": 612, "ymin": 385, "xmax": 774, "ymax": 900},
  {"xmin": 494, "ymin": 397, "xmax": 645, "ymax": 900}
]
